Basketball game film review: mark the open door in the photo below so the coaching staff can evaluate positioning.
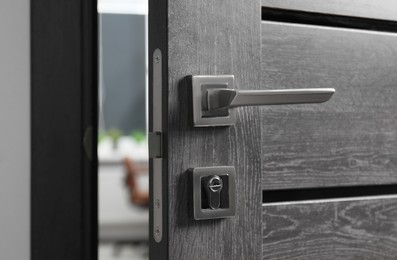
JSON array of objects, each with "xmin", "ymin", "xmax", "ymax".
[{"xmin": 149, "ymin": 0, "xmax": 397, "ymax": 259}]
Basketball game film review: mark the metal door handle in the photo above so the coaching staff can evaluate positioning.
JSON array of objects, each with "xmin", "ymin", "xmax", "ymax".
[
  {"xmin": 207, "ymin": 88, "xmax": 335, "ymax": 110},
  {"xmin": 191, "ymin": 75, "xmax": 335, "ymax": 127}
]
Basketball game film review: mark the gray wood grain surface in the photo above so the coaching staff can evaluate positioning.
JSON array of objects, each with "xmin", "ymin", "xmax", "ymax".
[
  {"xmin": 263, "ymin": 197, "xmax": 397, "ymax": 259},
  {"xmin": 167, "ymin": 0, "xmax": 262, "ymax": 259},
  {"xmin": 261, "ymin": 22, "xmax": 397, "ymax": 190},
  {"xmin": 262, "ymin": 0, "xmax": 397, "ymax": 22}
]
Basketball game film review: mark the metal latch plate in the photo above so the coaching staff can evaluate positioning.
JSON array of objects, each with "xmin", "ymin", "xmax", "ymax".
[{"xmin": 149, "ymin": 132, "xmax": 162, "ymax": 158}]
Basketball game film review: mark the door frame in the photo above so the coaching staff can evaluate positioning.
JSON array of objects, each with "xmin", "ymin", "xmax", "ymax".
[{"xmin": 31, "ymin": 1, "xmax": 98, "ymax": 259}]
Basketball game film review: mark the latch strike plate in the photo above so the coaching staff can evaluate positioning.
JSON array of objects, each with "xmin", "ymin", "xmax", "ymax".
[{"xmin": 149, "ymin": 131, "xmax": 162, "ymax": 159}]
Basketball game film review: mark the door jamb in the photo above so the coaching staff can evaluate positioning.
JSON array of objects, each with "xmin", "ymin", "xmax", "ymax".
[{"xmin": 31, "ymin": 1, "xmax": 98, "ymax": 259}]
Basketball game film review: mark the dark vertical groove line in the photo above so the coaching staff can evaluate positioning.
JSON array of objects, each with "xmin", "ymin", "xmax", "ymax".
[
  {"xmin": 262, "ymin": 7, "xmax": 397, "ymax": 33},
  {"xmin": 263, "ymin": 185, "xmax": 397, "ymax": 203},
  {"xmin": 80, "ymin": 0, "xmax": 98, "ymax": 260}
]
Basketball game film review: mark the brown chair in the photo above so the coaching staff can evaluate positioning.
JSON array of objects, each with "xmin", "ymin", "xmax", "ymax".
[{"xmin": 123, "ymin": 158, "xmax": 149, "ymax": 207}]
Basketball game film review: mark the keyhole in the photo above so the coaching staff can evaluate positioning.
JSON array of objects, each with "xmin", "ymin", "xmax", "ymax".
[
  {"xmin": 208, "ymin": 176, "xmax": 223, "ymax": 193},
  {"xmin": 204, "ymin": 175, "xmax": 223, "ymax": 210}
]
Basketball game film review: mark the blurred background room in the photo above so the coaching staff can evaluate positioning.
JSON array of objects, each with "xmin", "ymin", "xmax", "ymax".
[{"xmin": 97, "ymin": 1, "xmax": 148, "ymax": 259}]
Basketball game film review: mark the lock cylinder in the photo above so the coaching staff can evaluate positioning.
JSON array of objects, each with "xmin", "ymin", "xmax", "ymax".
[
  {"xmin": 188, "ymin": 166, "xmax": 236, "ymax": 220},
  {"xmin": 203, "ymin": 175, "xmax": 223, "ymax": 209}
]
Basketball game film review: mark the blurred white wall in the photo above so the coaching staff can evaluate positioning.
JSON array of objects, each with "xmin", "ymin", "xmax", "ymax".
[
  {"xmin": 98, "ymin": 0, "xmax": 148, "ymax": 15},
  {"xmin": 0, "ymin": 1, "xmax": 30, "ymax": 259}
]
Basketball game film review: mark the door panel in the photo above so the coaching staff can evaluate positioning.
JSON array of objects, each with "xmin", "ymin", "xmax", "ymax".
[
  {"xmin": 261, "ymin": 22, "xmax": 397, "ymax": 190},
  {"xmin": 262, "ymin": 0, "xmax": 397, "ymax": 22},
  {"xmin": 151, "ymin": 0, "xmax": 397, "ymax": 259},
  {"xmin": 263, "ymin": 197, "xmax": 397, "ymax": 259}
]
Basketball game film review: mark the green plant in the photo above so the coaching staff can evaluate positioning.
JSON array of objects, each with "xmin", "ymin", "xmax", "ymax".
[
  {"xmin": 107, "ymin": 128, "xmax": 122, "ymax": 149},
  {"xmin": 98, "ymin": 130, "xmax": 107, "ymax": 144},
  {"xmin": 130, "ymin": 130, "xmax": 146, "ymax": 143}
]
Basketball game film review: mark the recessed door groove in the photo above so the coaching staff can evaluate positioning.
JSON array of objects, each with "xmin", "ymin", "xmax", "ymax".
[
  {"xmin": 262, "ymin": 7, "xmax": 397, "ymax": 33},
  {"xmin": 263, "ymin": 185, "xmax": 397, "ymax": 204}
]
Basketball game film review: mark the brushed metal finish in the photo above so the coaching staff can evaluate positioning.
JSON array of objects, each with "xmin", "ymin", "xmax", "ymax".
[
  {"xmin": 191, "ymin": 75, "xmax": 236, "ymax": 127},
  {"xmin": 191, "ymin": 74, "xmax": 334, "ymax": 127},
  {"xmin": 152, "ymin": 48, "xmax": 163, "ymax": 243},
  {"xmin": 207, "ymin": 88, "xmax": 335, "ymax": 110},
  {"xmin": 188, "ymin": 166, "xmax": 236, "ymax": 220}
]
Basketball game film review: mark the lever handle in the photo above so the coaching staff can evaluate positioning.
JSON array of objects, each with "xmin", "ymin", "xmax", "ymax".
[
  {"xmin": 190, "ymin": 75, "xmax": 336, "ymax": 127},
  {"xmin": 207, "ymin": 88, "xmax": 335, "ymax": 110}
]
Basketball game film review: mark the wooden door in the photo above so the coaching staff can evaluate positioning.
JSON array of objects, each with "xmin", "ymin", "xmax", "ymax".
[{"xmin": 149, "ymin": 0, "xmax": 397, "ymax": 259}]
